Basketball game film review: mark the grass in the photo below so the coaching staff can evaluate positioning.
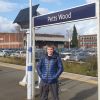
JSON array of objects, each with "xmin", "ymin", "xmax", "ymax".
[
  {"xmin": 0, "ymin": 56, "xmax": 97, "ymax": 77},
  {"xmin": 0, "ymin": 56, "xmax": 25, "ymax": 66}
]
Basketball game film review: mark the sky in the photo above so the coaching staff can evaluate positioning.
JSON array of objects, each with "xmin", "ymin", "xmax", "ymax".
[{"xmin": 0, "ymin": 0, "xmax": 98, "ymax": 36}]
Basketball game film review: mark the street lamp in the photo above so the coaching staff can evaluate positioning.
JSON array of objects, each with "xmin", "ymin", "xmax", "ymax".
[{"xmin": 66, "ymin": 29, "xmax": 72, "ymax": 50}]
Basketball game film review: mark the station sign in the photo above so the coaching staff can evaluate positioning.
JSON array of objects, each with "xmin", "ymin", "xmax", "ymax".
[{"xmin": 34, "ymin": 3, "xmax": 96, "ymax": 27}]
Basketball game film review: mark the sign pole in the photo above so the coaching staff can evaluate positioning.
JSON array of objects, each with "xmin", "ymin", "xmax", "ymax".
[
  {"xmin": 32, "ymin": 5, "xmax": 35, "ymax": 100},
  {"xmin": 27, "ymin": 0, "xmax": 35, "ymax": 99},
  {"xmin": 97, "ymin": 1, "xmax": 100, "ymax": 100}
]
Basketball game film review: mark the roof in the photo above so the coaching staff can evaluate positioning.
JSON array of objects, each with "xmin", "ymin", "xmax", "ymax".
[
  {"xmin": 13, "ymin": 4, "xmax": 39, "ymax": 29},
  {"xmin": 35, "ymin": 34, "xmax": 64, "ymax": 38},
  {"xmin": 35, "ymin": 33, "xmax": 66, "ymax": 42},
  {"xmin": 79, "ymin": 34, "xmax": 97, "ymax": 37}
]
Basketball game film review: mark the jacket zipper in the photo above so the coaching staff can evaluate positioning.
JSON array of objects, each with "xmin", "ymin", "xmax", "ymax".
[{"xmin": 47, "ymin": 59, "xmax": 50, "ymax": 82}]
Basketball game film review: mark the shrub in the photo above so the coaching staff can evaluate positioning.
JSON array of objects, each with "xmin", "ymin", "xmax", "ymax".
[{"xmin": 62, "ymin": 56, "xmax": 97, "ymax": 77}]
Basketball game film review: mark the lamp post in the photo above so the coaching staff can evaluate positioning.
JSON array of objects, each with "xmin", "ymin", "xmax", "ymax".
[{"xmin": 66, "ymin": 29, "xmax": 72, "ymax": 50}]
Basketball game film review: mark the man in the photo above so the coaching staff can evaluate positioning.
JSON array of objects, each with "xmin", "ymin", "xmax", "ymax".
[{"xmin": 37, "ymin": 44, "xmax": 63, "ymax": 100}]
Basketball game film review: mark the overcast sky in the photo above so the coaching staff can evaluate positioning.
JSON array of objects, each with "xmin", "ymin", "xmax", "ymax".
[{"xmin": 0, "ymin": 0, "xmax": 98, "ymax": 35}]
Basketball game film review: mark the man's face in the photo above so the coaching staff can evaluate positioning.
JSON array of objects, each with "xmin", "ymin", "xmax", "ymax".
[{"xmin": 47, "ymin": 47, "xmax": 54, "ymax": 56}]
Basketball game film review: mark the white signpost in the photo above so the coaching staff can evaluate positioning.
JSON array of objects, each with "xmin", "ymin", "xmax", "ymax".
[
  {"xmin": 27, "ymin": 0, "xmax": 35, "ymax": 99},
  {"xmin": 96, "ymin": 1, "xmax": 100, "ymax": 100}
]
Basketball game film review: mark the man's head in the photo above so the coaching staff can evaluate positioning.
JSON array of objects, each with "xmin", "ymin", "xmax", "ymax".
[{"xmin": 46, "ymin": 44, "xmax": 54, "ymax": 56}]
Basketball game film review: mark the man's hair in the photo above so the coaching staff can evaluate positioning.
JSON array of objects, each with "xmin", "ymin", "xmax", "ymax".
[{"xmin": 46, "ymin": 44, "xmax": 55, "ymax": 49}]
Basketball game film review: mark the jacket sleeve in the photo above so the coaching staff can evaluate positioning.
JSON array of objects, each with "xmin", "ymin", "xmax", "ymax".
[
  {"xmin": 55, "ymin": 56, "xmax": 64, "ymax": 78},
  {"xmin": 36, "ymin": 58, "xmax": 43, "ymax": 78}
]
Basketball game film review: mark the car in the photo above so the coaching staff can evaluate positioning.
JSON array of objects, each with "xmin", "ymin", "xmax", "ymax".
[
  {"xmin": 69, "ymin": 52, "xmax": 89, "ymax": 61},
  {"xmin": 0, "ymin": 51, "xmax": 9, "ymax": 57},
  {"xmin": 10, "ymin": 52, "xmax": 20, "ymax": 57},
  {"xmin": 60, "ymin": 52, "xmax": 72, "ymax": 61}
]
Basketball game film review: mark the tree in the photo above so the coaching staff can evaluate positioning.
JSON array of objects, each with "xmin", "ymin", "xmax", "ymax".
[{"xmin": 71, "ymin": 25, "xmax": 78, "ymax": 48}]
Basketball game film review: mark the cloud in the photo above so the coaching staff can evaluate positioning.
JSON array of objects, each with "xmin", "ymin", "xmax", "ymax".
[
  {"xmin": 40, "ymin": 0, "xmax": 56, "ymax": 3},
  {"xmin": 65, "ymin": 19, "xmax": 97, "ymax": 36},
  {"xmin": 37, "ymin": 8, "xmax": 49, "ymax": 14},
  {"xmin": 0, "ymin": 1, "xmax": 18, "ymax": 12},
  {"xmin": 40, "ymin": 0, "xmax": 62, "ymax": 5},
  {"xmin": 85, "ymin": 0, "xmax": 98, "ymax": 35},
  {"xmin": 0, "ymin": 16, "xmax": 19, "ymax": 33},
  {"xmin": 86, "ymin": 0, "xmax": 99, "ymax": 3},
  {"xmin": 75, "ymin": 19, "xmax": 97, "ymax": 35}
]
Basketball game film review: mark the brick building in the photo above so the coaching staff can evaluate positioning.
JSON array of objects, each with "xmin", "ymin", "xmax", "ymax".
[
  {"xmin": 0, "ymin": 33, "xmax": 25, "ymax": 49},
  {"xmin": 78, "ymin": 34, "xmax": 97, "ymax": 48}
]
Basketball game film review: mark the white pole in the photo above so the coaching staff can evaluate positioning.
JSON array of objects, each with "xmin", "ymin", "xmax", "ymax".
[
  {"xmin": 68, "ymin": 38, "xmax": 70, "ymax": 50},
  {"xmin": 32, "ymin": 21, "xmax": 35, "ymax": 99},
  {"xmin": 26, "ymin": 32, "xmax": 29, "ymax": 83},
  {"xmin": 19, "ymin": 32, "xmax": 29, "ymax": 86},
  {"xmin": 96, "ymin": 1, "xmax": 100, "ymax": 100},
  {"xmin": 32, "ymin": 17, "xmax": 36, "ymax": 100},
  {"xmin": 27, "ymin": 0, "xmax": 35, "ymax": 99}
]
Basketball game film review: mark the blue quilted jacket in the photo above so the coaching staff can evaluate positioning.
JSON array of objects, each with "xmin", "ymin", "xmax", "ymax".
[{"xmin": 37, "ymin": 51, "xmax": 63, "ymax": 84}]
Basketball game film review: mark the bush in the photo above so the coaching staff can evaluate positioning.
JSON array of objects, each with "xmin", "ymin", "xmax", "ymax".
[{"xmin": 62, "ymin": 56, "xmax": 97, "ymax": 77}]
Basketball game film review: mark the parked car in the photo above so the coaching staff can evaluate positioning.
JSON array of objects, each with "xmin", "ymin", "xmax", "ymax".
[
  {"xmin": 69, "ymin": 52, "xmax": 89, "ymax": 61},
  {"xmin": 10, "ymin": 52, "xmax": 20, "ymax": 57},
  {"xmin": 0, "ymin": 51, "xmax": 9, "ymax": 57},
  {"xmin": 60, "ymin": 52, "xmax": 72, "ymax": 61}
]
